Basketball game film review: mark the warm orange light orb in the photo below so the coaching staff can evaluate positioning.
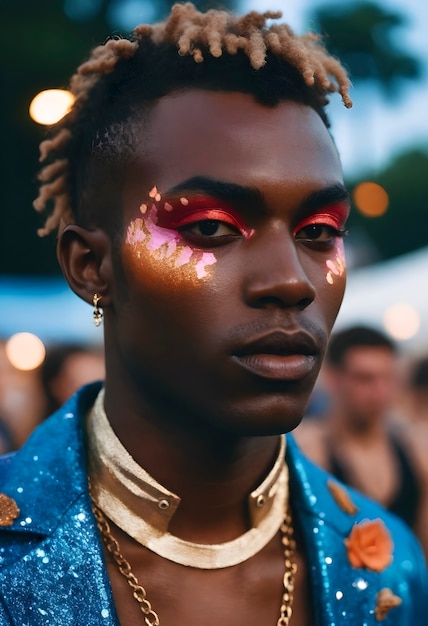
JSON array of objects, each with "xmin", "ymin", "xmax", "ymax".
[
  {"xmin": 29, "ymin": 89, "xmax": 75, "ymax": 125},
  {"xmin": 5, "ymin": 332, "xmax": 46, "ymax": 371},
  {"xmin": 353, "ymin": 182, "xmax": 389, "ymax": 217}
]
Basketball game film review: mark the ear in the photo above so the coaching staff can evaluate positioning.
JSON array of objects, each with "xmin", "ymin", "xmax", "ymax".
[{"xmin": 57, "ymin": 225, "xmax": 113, "ymax": 307}]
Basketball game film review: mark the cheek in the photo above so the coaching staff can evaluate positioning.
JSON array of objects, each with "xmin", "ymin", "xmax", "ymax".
[
  {"xmin": 325, "ymin": 241, "xmax": 346, "ymax": 290},
  {"xmin": 123, "ymin": 217, "xmax": 217, "ymax": 289},
  {"xmin": 309, "ymin": 243, "xmax": 347, "ymax": 324}
]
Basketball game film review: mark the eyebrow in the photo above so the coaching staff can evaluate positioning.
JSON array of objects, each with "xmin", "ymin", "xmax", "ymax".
[
  {"xmin": 166, "ymin": 176, "xmax": 350, "ymax": 212},
  {"xmin": 166, "ymin": 177, "xmax": 264, "ymax": 210},
  {"xmin": 301, "ymin": 183, "xmax": 350, "ymax": 212}
]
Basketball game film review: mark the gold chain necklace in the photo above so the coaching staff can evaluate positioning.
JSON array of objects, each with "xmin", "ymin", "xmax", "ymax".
[{"xmin": 91, "ymin": 499, "xmax": 297, "ymax": 626}]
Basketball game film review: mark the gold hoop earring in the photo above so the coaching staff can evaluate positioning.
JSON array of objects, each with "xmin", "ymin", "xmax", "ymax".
[{"xmin": 93, "ymin": 294, "xmax": 103, "ymax": 327}]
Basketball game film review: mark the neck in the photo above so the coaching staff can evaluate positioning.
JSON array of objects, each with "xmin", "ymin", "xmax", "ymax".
[
  {"xmin": 87, "ymin": 388, "xmax": 288, "ymax": 568},
  {"xmin": 100, "ymin": 378, "xmax": 283, "ymax": 542},
  {"xmin": 329, "ymin": 407, "xmax": 384, "ymax": 443}
]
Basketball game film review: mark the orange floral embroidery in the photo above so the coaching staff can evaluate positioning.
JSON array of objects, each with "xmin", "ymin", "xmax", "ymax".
[
  {"xmin": 0, "ymin": 493, "xmax": 20, "ymax": 526},
  {"xmin": 375, "ymin": 588, "xmax": 402, "ymax": 621},
  {"xmin": 345, "ymin": 519, "xmax": 393, "ymax": 572},
  {"xmin": 327, "ymin": 480, "xmax": 359, "ymax": 515}
]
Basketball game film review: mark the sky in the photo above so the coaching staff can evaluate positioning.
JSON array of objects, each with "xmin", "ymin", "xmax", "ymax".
[{"xmin": 241, "ymin": 0, "xmax": 428, "ymax": 178}]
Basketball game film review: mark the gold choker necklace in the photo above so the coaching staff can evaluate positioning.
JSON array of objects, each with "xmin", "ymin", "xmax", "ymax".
[
  {"xmin": 87, "ymin": 388, "xmax": 289, "ymax": 570},
  {"xmin": 91, "ymin": 495, "xmax": 297, "ymax": 626}
]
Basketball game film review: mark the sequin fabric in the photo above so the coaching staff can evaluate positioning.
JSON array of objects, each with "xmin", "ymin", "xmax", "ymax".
[{"xmin": 0, "ymin": 382, "xmax": 426, "ymax": 625}]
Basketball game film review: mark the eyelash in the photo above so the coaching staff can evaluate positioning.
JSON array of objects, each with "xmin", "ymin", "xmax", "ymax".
[
  {"xmin": 173, "ymin": 209, "xmax": 244, "ymax": 231},
  {"xmin": 293, "ymin": 213, "xmax": 348, "ymax": 244},
  {"xmin": 160, "ymin": 208, "xmax": 254, "ymax": 241}
]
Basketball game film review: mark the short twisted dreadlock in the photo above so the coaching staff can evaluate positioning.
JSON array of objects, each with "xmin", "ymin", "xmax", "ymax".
[{"xmin": 34, "ymin": 2, "xmax": 352, "ymax": 237}]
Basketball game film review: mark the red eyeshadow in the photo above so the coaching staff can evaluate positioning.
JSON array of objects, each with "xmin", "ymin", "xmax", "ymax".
[
  {"xmin": 293, "ymin": 202, "xmax": 348, "ymax": 235},
  {"xmin": 155, "ymin": 194, "xmax": 253, "ymax": 238}
]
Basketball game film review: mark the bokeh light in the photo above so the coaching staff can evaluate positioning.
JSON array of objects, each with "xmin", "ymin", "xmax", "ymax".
[
  {"xmin": 383, "ymin": 303, "xmax": 420, "ymax": 341},
  {"xmin": 353, "ymin": 181, "xmax": 389, "ymax": 217},
  {"xmin": 29, "ymin": 89, "xmax": 75, "ymax": 125},
  {"xmin": 5, "ymin": 332, "xmax": 46, "ymax": 371}
]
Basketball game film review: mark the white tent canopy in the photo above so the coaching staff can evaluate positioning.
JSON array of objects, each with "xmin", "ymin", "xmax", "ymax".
[
  {"xmin": 0, "ymin": 277, "xmax": 100, "ymax": 345},
  {"xmin": 335, "ymin": 246, "xmax": 428, "ymax": 355}
]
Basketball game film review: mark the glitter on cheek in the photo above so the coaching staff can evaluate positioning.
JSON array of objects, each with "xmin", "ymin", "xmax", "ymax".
[
  {"xmin": 127, "ymin": 219, "xmax": 147, "ymax": 244},
  {"xmin": 125, "ymin": 210, "xmax": 217, "ymax": 283},
  {"xmin": 325, "ymin": 244, "xmax": 346, "ymax": 286},
  {"xmin": 145, "ymin": 215, "xmax": 179, "ymax": 253}
]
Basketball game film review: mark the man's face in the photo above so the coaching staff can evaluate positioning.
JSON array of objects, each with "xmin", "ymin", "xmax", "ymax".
[
  {"xmin": 110, "ymin": 91, "xmax": 348, "ymax": 436},
  {"xmin": 329, "ymin": 346, "xmax": 397, "ymax": 427}
]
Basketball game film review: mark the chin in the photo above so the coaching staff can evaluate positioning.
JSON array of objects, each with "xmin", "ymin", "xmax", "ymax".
[{"xmin": 211, "ymin": 397, "xmax": 308, "ymax": 438}]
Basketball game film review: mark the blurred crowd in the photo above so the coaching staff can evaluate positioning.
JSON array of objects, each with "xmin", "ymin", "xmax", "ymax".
[
  {"xmin": 295, "ymin": 325, "xmax": 428, "ymax": 560},
  {"xmin": 0, "ymin": 326, "xmax": 427, "ymax": 559},
  {"xmin": 0, "ymin": 340, "xmax": 104, "ymax": 452}
]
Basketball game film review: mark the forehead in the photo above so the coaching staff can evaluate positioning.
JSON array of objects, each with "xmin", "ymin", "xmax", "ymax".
[{"xmin": 123, "ymin": 90, "xmax": 343, "ymax": 207}]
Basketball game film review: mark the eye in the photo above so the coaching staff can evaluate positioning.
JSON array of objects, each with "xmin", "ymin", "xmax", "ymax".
[
  {"xmin": 293, "ymin": 209, "xmax": 348, "ymax": 246},
  {"xmin": 295, "ymin": 223, "xmax": 346, "ymax": 244},
  {"xmin": 162, "ymin": 206, "xmax": 249, "ymax": 246},
  {"xmin": 180, "ymin": 219, "xmax": 241, "ymax": 243}
]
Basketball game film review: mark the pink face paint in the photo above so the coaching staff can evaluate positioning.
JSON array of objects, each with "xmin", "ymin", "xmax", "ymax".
[
  {"xmin": 195, "ymin": 253, "xmax": 216, "ymax": 279},
  {"xmin": 326, "ymin": 247, "xmax": 346, "ymax": 285},
  {"xmin": 125, "ymin": 204, "xmax": 218, "ymax": 283}
]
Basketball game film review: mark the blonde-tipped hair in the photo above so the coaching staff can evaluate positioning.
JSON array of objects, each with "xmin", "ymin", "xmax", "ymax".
[{"xmin": 34, "ymin": 2, "xmax": 352, "ymax": 236}]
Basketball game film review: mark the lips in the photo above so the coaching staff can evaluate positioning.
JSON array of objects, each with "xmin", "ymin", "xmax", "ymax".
[{"xmin": 231, "ymin": 330, "xmax": 320, "ymax": 381}]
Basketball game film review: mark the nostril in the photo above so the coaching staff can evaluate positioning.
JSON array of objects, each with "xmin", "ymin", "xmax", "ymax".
[
  {"xmin": 249, "ymin": 294, "xmax": 314, "ymax": 311},
  {"xmin": 298, "ymin": 296, "xmax": 314, "ymax": 311},
  {"xmin": 252, "ymin": 295, "xmax": 288, "ymax": 309}
]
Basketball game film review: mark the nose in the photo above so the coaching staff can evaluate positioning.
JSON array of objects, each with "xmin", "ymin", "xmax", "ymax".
[{"xmin": 243, "ymin": 225, "xmax": 316, "ymax": 311}]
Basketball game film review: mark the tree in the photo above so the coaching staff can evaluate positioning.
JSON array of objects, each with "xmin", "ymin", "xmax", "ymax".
[
  {"xmin": 310, "ymin": 1, "xmax": 420, "ymax": 98},
  {"xmin": 346, "ymin": 148, "xmax": 428, "ymax": 262}
]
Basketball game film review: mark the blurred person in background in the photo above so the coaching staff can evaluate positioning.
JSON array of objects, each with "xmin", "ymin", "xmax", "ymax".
[
  {"xmin": 402, "ymin": 355, "xmax": 428, "ymax": 426},
  {"xmin": 0, "ymin": 340, "xmax": 44, "ymax": 451},
  {"xmin": 40, "ymin": 343, "xmax": 105, "ymax": 417},
  {"xmin": 397, "ymin": 355, "xmax": 428, "ymax": 559},
  {"xmin": 0, "ymin": 341, "xmax": 16, "ymax": 453},
  {"xmin": 295, "ymin": 325, "xmax": 428, "ymax": 557},
  {"xmin": 0, "ymin": 4, "xmax": 426, "ymax": 625}
]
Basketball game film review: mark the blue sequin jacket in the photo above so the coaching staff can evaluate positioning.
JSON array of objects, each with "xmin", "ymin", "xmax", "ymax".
[{"xmin": 0, "ymin": 384, "xmax": 427, "ymax": 625}]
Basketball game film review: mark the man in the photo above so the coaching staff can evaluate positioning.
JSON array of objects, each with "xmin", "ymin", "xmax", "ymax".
[
  {"xmin": 295, "ymin": 325, "xmax": 427, "ymax": 555},
  {"xmin": 0, "ymin": 4, "xmax": 426, "ymax": 625}
]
